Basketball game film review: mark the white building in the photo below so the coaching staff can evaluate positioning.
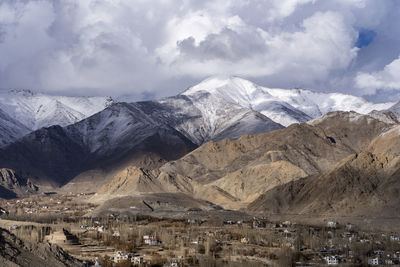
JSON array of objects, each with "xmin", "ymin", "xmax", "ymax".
[
  {"xmin": 368, "ymin": 257, "xmax": 383, "ymax": 265},
  {"xmin": 143, "ymin": 235, "xmax": 160, "ymax": 246},
  {"xmin": 390, "ymin": 235, "xmax": 400, "ymax": 241},
  {"xmin": 385, "ymin": 259, "xmax": 394, "ymax": 265},
  {"xmin": 9, "ymin": 224, "xmax": 19, "ymax": 230},
  {"xmin": 112, "ymin": 231, "xmax": 121, "ymax": 237},
  {"xmin": 327, "ymin": 221, "xmax": 338, "ymax": 228},
  {"xmin": 324, "ymin": 256, "xmax": 340, "ymax": 265},
  {"xmin": 113, "ymin": 251, "xmax": 130, "ymax": 263},
  {"xmin": 131, "ymin": 256, "xmax": 143, "ymax": 264},
  {"xmin": 97, "ymin": 226, "xmax": 108, "ymax": 232}
]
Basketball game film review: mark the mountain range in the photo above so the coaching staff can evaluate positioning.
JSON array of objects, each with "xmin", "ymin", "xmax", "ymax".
[
  {"xmin": 183, "ymin": 76, "xmax": 394, "ymax": 126},
  {"xmin": 0, "ymin": 76, "xmax": 400, "ymax": 219},
  {"xmin": 92, "ymin": 110, "xmax": 393, "ymax": 208},
  {"xmin": 0, "ymin": 89, "xmax": 113, "ymax": 132},
  {"xmin": 0, "ymin": 77, "xmax": 395, "ymax": 147}
]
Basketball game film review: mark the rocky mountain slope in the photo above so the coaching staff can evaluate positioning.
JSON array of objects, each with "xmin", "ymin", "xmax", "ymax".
[
  {"xmin": 0, "ymin": 227, "xmax": 84, "ymax": 267},
  {"xmin": 92, "ymin": 165, "xmax": 240, "ymax": 206},
  {"xmin": 248, "ymin": 152, "xmax": 400, "ymax": 216},
  {"xmin": 368, "ymin": 125, "xmax": 400, "ymax": 155},
  {"xmin": 384, "ymin": 100, "xmax": 400, "ymax": 120},
  {"xmin": 0, "ymin": 168, "xmax": 38, "ymax": 199},
  {"xmin": 94, "ymin": 111, "xmax": 394, "ymax": 209}
]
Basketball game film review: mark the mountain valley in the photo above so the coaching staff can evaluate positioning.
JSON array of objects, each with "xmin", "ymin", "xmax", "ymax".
[
  {"xmin": 0, "ymin": 77, "xmax": 399, "ymax": 208},
  {"xmin": 1, "ymin": 77, "xmax": 400, "ymax": 266}
]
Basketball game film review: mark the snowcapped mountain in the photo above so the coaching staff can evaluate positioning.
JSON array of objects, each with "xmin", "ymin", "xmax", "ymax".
[
  {"xmin": 0, "ymin": 89, "xmax": 114, "ymax": 130},
  {"xmin": 184, "ymin": 76, "xmax": 395, "ymax": 126},
  {"xmin": 0, "ymin": 77, "xmax": 398, "ymax": 188},
  {"xmin": 0, "ymin": 76, "xmax": 396, "ymax": 151},
  {"xmin": 136, "ymin": 93, "xmax": 283, "ymax": 145},
  {"xmin": 0, "ymin": 102, "xmax": 197, "ymax": 186},
  {"xmin": 0, "ymin": 107, "xmax": 31, "ymax": 147},
  {"xmin": 66, "ymin": 102, "xmax": 196, "ymax": 156}
]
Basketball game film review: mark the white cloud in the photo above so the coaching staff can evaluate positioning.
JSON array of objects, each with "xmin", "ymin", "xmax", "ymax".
[
  {"xmin": 0, "ymin": 1, "xmax": 56, "ymax": 85},
  {"xmin": 0, "ymin": 0, "xmax": 398, "ymax": 100},
  {"xmin": 356, "ymin": 56, "xmax": 400, "ymax": 94},
  {"xmin": 164, "ymin": 11, "xmax": 358, "ymax": 86},
  {"xmin": 156, "ymin": 10, "xmax": 245, "ymax": 65},
  {"xmin": 266, "ymin": 0, "xmax": 317, "ymax": 22}
]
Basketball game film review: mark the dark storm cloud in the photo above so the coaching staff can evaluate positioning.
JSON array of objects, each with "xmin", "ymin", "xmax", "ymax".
[{"xmin": 0, "ymin": 0, "xmax": 399, "ymax": 101}]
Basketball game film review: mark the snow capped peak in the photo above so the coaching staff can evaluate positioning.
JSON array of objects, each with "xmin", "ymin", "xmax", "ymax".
[
  {"xmin": 0, "ymin": 90, "xmax": 114, "ymax": 130},
  {"xmin": 183, "ymin": 76, "xmax": 270, "ymax": 109},
  {"xmin": 183, "ymin": 76, "xmax": 396, "ymax": 127},
  {"xmin": 34, "ymin": 100, "xmax": 86, "ymax": 129},
  {"xmin": 185, "ymin": 75, "xmax": 257, "ymax": 94}
]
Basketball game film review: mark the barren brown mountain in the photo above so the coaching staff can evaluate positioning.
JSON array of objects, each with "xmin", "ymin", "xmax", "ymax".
[
  {"xmin": 0, "ymin": 227, "xmax": 84, "ymax": 267},
  {"xmin": 248, "ymin": 152, "xmax": 400, "ymax": 216},
  {"xmin": 0, "ymin": 168, "xmax": 38, "ymax": 199},
  {"xmin": 94, "ymin": 111, "xmax": 394, "ymax": 209},
  {"xmin": 368, "ymin": 125, "xmax": 400, "ymax": 155}
]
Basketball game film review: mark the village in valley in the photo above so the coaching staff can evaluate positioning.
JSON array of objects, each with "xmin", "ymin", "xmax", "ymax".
[{"xmin": 1, "ymin": 193, "xmax": 400, "ymax": 266}]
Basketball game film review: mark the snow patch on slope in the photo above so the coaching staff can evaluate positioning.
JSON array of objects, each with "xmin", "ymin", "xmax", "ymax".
[
  {"xmin": 308, "ymin": 111, "xmax": 376, "ymax": 126},
  {"xmin": 66, "ymin": 103, "xmax": 167, "ymax": 154},
  {"xmin": 0, "ymin": 107, "xmax": 30, "ymax": 147},
  {"xmin": 385, "ymin": 101, "xmax": 400, "ymax": 120},
  {"xmin": 379, "ymin": 125, "xmax": 400, "ymax": 137}
]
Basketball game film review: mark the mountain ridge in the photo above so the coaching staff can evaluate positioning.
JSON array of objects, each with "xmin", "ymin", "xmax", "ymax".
[
  {"xmin": 183, "ymin": 76, "xmax": 395, "ymax": 126},
  {"xmin": 93, "ymin": 111, "xmax": 393, "ymax": 210},
  {"xmin": 0, "ymin": 77, "xmax": 398, "ymax": 196},
  {"xmin": 247, "ymin": 151, "xmax": 400, "ymax": 216},
  {"xmin": 0, "ymin": 89, "xmax": 114, "ymax": 130},
  {"xmin": 0, "ymin": 102, "xmax": 197, "ymax": 187}
]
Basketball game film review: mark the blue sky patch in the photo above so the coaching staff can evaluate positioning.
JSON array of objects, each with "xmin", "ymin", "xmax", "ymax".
[{"xmin": 356, "ymin": 29, "xmax": 376, "ymax": 48}]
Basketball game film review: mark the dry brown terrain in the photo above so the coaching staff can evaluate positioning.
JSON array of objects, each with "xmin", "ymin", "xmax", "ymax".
[
  {"xmin": 0, "ymin": 168, "xmax": 38, "ymax": 199},
  {"xmin": 0, "ymin": 226, "xmax": 85, "ymax": 267},
  {"xmin": 93, "ymin": 111, "xmax": 397, "ymax": 212},
  {"xmin": 248, "ymin": 152, "xmax": 400, "ymax": 217}
]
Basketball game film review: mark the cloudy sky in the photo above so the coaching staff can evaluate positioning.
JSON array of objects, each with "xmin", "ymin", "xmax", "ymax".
[{"xmin": 0, "ymin": 0, "xmax": 399, "ymax": 101}]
